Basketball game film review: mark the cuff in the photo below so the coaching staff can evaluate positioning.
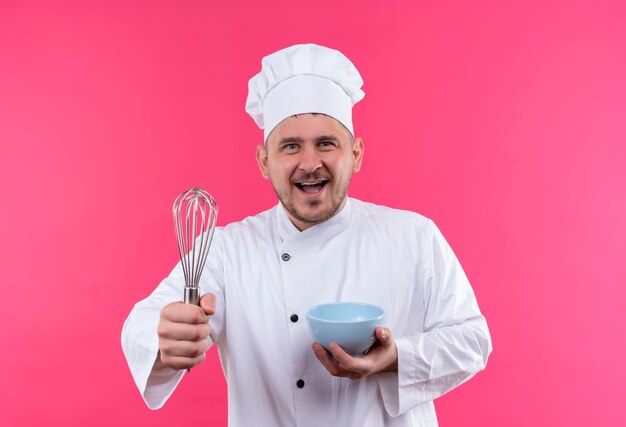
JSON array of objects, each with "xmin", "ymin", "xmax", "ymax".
[
  {"xmin": 378, "ymin": 337, "xmax": 415, "ymax": 417},
  {"xmin": 143, "ymin": 360, "xmax": 185, "ymax": 409},
  {"xmin": 130, "ymin": 329, "xmax": 185, "ymax": 409}
]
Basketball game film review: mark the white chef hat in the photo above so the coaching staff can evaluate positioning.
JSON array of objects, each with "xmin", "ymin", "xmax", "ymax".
[{"xmin": 246, "ymin": 43, "xmax": 365, "ymax": 142}]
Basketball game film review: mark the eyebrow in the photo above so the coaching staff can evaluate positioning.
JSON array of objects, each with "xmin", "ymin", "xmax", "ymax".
[
  {"xmin": 278, "ymin": 135, "xmax": 340, "ymax": 145},
  {"xmin": 278, "ymin": 136, "xmax": 305, "ymax": 145},
  {"xmin": 316, "ymin": 135, "xmax": 340, "ymax": 142}
]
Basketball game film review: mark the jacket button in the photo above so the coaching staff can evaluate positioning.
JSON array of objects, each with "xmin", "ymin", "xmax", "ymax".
[
  {"xmin": 290, "ymin": 314, "xmax": 299, "ymax": 323},
  {"xmin": 296, "ymin": 379, "xmax": 305, "ymax": 388},
  {"xmin": 281, "ymin": 253, "xmax": 291, "ymax": 261}
]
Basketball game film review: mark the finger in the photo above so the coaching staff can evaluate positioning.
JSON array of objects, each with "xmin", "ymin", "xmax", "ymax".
[
  {"xmin": 200, "ymin": 293, "xmax": 217, "ymax": 316},
  {"xmin": 158, "ymin": 321, "xmax": 211, "ymax": 341},
  {"xmin": 327, "ymin": 342, "xmax": 361, "ymax": 373},
  {"xmin": 376, "ymin": 327, "xmax": 393, "ymax": 346},
  {"xmin": 160, "ymin": 352, "xmax": 207, "ymax": 371},
  {"xmin": 161, "ymin": 302, "xmax": 209, "ymax": 324},
  {"xmin": 161, "ymin": 337, "xmax": 211, "ymax": 358},
  {"xmin": 312, "ymin": 343, "xmax": 341, "ymax": 376}
]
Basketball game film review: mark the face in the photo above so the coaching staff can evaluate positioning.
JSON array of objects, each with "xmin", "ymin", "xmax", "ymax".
[{"xmin": 256, "ymin": 114, "xmax": 364, "ymax": 231}]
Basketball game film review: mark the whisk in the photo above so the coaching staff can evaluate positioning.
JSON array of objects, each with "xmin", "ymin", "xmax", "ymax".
[{"xmin": 173, "ymin": 187, "xmax": 218, "ymax": 305}]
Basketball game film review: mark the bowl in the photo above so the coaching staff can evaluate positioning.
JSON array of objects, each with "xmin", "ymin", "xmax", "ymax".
[{"xmin": 306, "ymin": 302, "xmax": 385, "ymax": 357}]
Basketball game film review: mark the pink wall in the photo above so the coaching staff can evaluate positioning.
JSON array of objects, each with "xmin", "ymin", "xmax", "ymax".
[{"xmin": 1, "ymin": 1, "xmax": 625, "ymax": 425}]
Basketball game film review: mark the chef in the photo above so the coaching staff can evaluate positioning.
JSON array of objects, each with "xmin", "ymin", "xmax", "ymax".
[{"xmin": 122, "ymin": 43, "xmax": 492, "ymax": 426}]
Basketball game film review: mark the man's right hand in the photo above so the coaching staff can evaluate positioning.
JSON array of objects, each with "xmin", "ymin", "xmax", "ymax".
[{"xmin": 156, "ymin": 293, "xmax": 216, "ymax": 371}]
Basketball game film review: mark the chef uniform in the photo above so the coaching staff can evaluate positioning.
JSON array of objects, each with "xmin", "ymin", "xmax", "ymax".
[{"xmin": 122, "ymin": 44, "xmax": 492, "ymax": 427}]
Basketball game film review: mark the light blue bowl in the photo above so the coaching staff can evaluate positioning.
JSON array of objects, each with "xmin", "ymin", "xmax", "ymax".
[{"xmin": 306, "ymin": 302, "xmax": 385, "ymax": 357}]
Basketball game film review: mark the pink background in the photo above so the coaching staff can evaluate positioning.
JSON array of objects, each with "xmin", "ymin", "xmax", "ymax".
[{"xmin": 1, "ymin": 1, "xmax": 625, "ymax": 425}]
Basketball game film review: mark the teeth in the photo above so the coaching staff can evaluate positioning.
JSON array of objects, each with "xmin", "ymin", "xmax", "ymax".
[{"xmin": 296, "ymin": 180, "xmax": 326, "ymax": 194}]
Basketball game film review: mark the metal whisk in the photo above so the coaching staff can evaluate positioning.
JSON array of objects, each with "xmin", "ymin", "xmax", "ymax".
[{"xmin": 173, "ymin": 187, "xmax": 218, "ymax": 305}]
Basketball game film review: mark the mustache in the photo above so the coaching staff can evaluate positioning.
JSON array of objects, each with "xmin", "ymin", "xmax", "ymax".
[{"xmin": 292, "ymin": 170, "xmax": 330, "ymax": 183}]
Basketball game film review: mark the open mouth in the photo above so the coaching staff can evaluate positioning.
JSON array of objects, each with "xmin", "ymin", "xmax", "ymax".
[{"xmin": 294, "ymin": 180, "xmax": 328, "ymax": 194}]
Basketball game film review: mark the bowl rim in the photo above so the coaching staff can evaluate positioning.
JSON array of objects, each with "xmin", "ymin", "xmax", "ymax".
[{"xmin": 306, "ymin": 302, "xmax": 384, "ymax": 323}]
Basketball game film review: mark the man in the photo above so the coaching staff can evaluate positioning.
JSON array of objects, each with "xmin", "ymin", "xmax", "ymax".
[{"xmin": 122, "ymin": 43, "xmax": 492, "ymax": 426}]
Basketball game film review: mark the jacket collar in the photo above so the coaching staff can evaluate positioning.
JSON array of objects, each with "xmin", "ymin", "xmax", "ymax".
[{"xmin": 276, "ymin": 197, "xmax": 352, "ymax": 244}]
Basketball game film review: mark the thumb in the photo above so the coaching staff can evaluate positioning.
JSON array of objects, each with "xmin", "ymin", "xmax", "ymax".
[
  {"xmin": 200, "ymin": 293, "xmax": 217, "ymax": 316},
  {"xmin": 376, "ymin": 327, "xmax": 393, "ymax": 345}
]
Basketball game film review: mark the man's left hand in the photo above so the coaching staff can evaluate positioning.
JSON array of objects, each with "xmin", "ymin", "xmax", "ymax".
[{"xmin": 312, "ymin": 327, "xmax": 398, "ymax": 380}]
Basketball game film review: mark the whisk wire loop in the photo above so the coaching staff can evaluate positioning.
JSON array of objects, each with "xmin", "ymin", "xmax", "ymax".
[{"xmin": 173, "ymin": 187, "xmax": 218, "ymax": 301}]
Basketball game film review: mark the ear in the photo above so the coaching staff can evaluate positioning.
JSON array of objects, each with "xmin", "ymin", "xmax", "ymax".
[
  {"xmin": 256, "ymin": 144, "xmax": 271, "ymax": 179},
  {"xmin": 352, "ymin": 137, "xmax": 364, "ymax": 173}
]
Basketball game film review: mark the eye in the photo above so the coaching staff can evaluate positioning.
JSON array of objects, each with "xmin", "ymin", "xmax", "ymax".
[
  {"xmin": 319, "ymin": 140, "xmax": 337, "ymax": 149},
  {"xmin": 282, "ymin": 143, "xmax": 299, "ymax": 151}
]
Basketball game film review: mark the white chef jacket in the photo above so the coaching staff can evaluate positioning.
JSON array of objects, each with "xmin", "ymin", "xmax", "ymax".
[{"xmin": 121, "ymin": 198, "xmax": 491, "ymax": 426}]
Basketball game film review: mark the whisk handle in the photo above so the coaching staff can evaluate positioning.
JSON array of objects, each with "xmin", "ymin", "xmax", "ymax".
[
  {"xmin": 183, "ymin": 287, "xmax": 200, "ymax": 305},
  {"xmin": 183, "ymin": 287, "xmax": 200, "ymax": 374}
]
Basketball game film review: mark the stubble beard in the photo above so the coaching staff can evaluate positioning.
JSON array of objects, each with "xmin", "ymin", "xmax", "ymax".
[{"xmin": 275, "ymin": 178, "xmax": 350, "ymax": 227}]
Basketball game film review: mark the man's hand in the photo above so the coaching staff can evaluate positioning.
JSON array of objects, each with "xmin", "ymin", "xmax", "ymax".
[
  {"xmin": 156, "ymin": 293, "xmax": 216, "ymax": 371},
  {"xmin": 312, "ymin": 327, "xmax": 398, "ymax": 380}
]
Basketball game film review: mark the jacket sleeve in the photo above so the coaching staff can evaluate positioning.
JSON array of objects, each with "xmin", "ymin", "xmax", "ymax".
[
  {"xmin": 378, "ymin": 219, "xmax": 492, "ymax": 416},
  {"xmin": 120, "ymin": 230, "xmax": 226, "ymax": 409}
]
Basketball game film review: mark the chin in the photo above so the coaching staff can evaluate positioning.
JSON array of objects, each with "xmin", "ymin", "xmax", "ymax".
[
  {"xmin": 295, "ymin": 210, "xmax": 325, "ymax": 223},
  {"xmin": 279, "ymin": 191, "xmax": 344, "ymax": 226},
  {"xmin": 298, "ymin": 204, "xmax": 335, "ymax": 223}
]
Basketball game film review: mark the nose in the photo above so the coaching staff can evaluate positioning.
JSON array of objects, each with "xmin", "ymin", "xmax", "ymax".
[{"xmin": 298, "ymin": 145, "xmax": 322, "ymax": 173}]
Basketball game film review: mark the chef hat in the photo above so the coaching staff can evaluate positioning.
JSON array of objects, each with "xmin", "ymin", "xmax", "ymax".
[{"xmin": 246, "ymin": 43, "xmax": 365, "ymax": 142}]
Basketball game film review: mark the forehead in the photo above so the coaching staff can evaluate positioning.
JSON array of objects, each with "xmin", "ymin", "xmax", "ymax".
[{"xmin": 267, "ymin": 114, "xmax": 352, "ymax": 144}]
